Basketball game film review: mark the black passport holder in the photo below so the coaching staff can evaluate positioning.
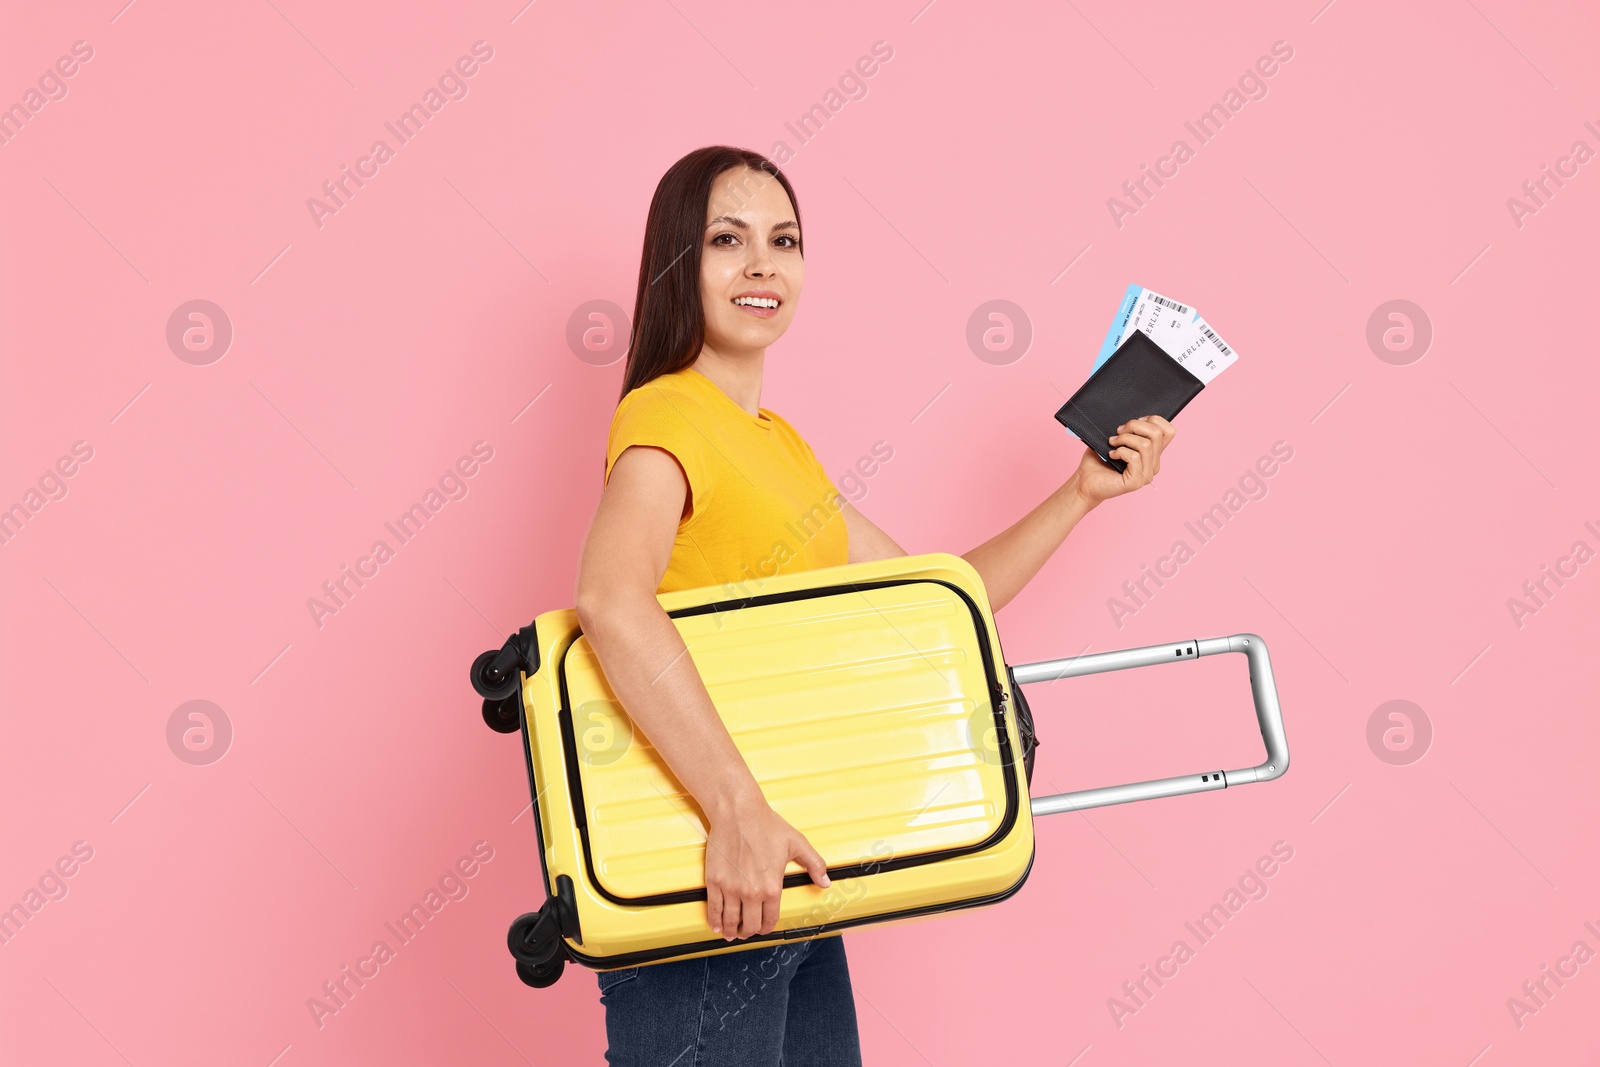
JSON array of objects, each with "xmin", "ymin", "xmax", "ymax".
[{"xmin": 1053, "ymin": 329, "xmax": 1205, "ymax": 473}]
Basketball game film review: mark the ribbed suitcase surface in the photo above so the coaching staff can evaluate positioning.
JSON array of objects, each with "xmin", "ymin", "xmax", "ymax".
[{"xmin": 565, "ymin": 579, "xmax": 1013, "ymax": 901}]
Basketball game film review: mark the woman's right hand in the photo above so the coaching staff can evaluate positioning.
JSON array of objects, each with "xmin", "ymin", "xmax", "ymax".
[{"xmin": 704, "ymin": 794, "xmax": 831, "ymax": 941}]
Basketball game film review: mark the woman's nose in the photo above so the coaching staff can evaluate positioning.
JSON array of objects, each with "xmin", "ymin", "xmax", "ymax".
[{"xmin": 745, "ymin": 242, "xmax": 775, "ymax": 276}]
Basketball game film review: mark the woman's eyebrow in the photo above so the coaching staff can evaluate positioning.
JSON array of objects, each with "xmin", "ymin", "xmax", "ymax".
[{"xmin": 705, "ymin": 215, "xmax": 798, "ymax": 232}]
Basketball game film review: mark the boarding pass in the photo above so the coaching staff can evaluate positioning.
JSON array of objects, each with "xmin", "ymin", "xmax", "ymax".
[{"xmin": 1091, "ymin": 283, "xmax": 1238, "ymax": 385}]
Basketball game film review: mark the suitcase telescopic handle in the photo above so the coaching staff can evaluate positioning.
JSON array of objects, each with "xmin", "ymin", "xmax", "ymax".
[{"xmin": 1009, "ymin": 634, "xmax": 1288, "ymax": 817}]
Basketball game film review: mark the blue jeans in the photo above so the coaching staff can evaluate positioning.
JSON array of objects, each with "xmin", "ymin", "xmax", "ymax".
[{"xmin": 598, "ymin": 934, "xmax": 863, "ymax": 1066}]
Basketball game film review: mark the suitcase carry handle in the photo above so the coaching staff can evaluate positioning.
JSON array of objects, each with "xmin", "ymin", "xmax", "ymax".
[{"xmin": 1009, "ymin": 633, "xmax": 1288, "ymax": 817}]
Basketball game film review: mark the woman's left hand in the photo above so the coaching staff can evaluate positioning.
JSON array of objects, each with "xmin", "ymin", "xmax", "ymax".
[{"xmin": 1072, "ymin": 415, "xmax": 1176, "ymax": 505}]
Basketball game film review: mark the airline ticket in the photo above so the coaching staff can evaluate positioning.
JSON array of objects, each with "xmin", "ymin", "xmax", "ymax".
[{"xmin": 1091, "ymin": 283, "xmax": 1238, "ymax": 385}]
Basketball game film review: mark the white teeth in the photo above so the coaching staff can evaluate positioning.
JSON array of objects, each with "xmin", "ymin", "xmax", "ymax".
[{"xmin": 734, "ymin": 296, "xmax": 779, "ymax": 308}]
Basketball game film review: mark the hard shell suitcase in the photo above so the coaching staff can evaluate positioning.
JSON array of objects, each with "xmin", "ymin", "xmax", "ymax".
[{"xmin": 469, "ymin": 551, "xmax": 1289, "ymax": 988}]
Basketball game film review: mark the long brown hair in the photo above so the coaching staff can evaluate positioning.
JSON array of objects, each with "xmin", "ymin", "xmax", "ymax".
[{"xmin": 618, "ymin": 146, "xmax": 803, "ymax": 400}]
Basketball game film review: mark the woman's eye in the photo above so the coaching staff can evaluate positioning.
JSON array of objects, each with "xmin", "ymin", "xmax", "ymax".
[{"xmin": 708, "ymin": 232, "xmax": 797, "ymax": 248}]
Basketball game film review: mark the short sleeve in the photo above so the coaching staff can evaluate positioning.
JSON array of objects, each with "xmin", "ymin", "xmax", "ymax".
[
  {"xmin": 788, "ymin": 423, "xmax": 843, "ymax": 506},
  {"xmin": 604, "ymin": 387, "xmax": 711, "ymax": 522}
]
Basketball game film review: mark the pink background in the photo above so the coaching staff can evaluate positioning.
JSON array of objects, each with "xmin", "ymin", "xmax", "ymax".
[{"xmin": 3, "ymin": 0, "xmax": 1597, "ymax": 1063}]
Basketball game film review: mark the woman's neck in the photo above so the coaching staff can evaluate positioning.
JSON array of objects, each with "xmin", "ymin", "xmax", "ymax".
[{"xmin": 690, "ymin": 347, "xmax": 765, "ymax": 417}]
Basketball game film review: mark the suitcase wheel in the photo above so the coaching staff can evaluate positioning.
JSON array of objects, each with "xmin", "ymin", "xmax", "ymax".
[
  {"xmin": 516, "ymin": 957, "xmax": 564, "ymax": 988},
  {"xmin": 508, "ymin": 909, "xmax": 564, "ymax": 967},
  {"xmin": 471, "ymin": 649, "xmax": 521, "ymax": 701},
  {"xmin": 482, "ymin": 695, "xmax": 521, "ymax": 734}
]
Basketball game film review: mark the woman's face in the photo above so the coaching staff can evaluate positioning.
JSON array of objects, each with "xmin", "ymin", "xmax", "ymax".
[{"xmin": 699, "ymin": 166, "xmax": 803, "ymax": 356}]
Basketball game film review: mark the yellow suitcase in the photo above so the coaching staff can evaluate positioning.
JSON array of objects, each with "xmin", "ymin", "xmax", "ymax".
[{"xmin": 469, "ymin": 551, "xmax": 1289, "ymax": 987}]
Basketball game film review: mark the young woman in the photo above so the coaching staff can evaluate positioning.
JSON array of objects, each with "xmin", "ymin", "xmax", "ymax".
[{"xmin": 575, "ymin": 145, "xmax": 1175, "ymax": 1065}]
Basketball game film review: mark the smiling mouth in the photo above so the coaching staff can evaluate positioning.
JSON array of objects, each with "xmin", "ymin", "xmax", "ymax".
[{"xmin": 732, "ymin": 296, "xmax": 781, "ymax": 318}]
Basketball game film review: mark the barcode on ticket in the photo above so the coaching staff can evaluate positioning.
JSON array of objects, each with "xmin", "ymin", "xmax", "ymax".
[
  {"xmin": 1152, "ymin": 295, "xmax": 1189, "ymax": 314},
  {"xmin": 1202, "ymin": 326, "xmax": 1232, "ymax": 355}
]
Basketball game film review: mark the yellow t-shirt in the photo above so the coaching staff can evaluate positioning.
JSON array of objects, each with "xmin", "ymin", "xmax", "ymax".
[{"xmin": 604, "ymin": 366, "xmax": 849, "ymax": 595}]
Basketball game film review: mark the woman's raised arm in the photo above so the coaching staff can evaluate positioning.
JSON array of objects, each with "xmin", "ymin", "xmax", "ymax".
[
  {"xmin": 965, "ymin": 416, "xmax": 1176, "ymax": 610},
  {"xmin": 840, "ymin": 416, "xmax": 1176, "ymax": 613}
]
